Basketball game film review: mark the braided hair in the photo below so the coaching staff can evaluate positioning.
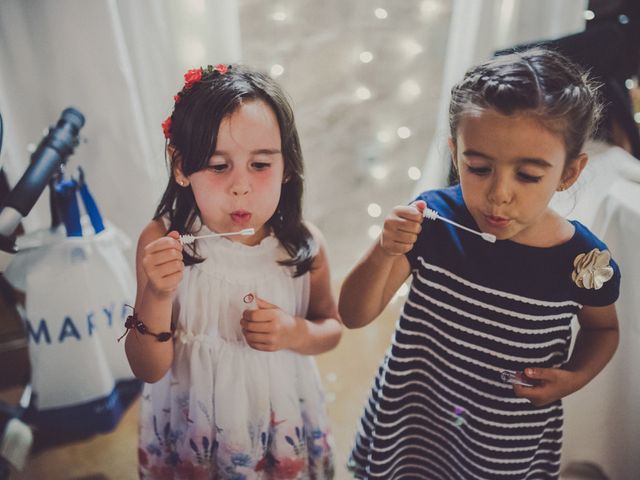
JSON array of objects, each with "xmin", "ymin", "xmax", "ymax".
[{"xmin": 449, "ymin": 48, "xmax": 602, "ymax": 164}]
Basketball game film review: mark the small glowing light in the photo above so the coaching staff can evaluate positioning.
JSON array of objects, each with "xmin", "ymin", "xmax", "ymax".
[
  {"xmin": 625, "ymin": 78, "xmax": 635, "ymax": 90},
  {"xmin": 326, "ymin": 372, "xmax": 338, "ymax": 382},
  {"xmin": 356, "ymin": 86, "xmax": 372, "ymax": 100},
  {"xmin": 270, "ymin": 64, "xmax": 284, "ymax": 77},
  {"xmin": 272, "ymin": 11, "xmax": 287, "ymax": 21},
  {"xmin": 359, "ymin": 51, "xmax": 374, "ymax": 63},
  {"xmin": 399, "ymin": 79, "xmax": 421, "ymax": 101},
  {"xmin": 368, "ymin": 224, "xmax": 382, "ymax": 239},
  {"xmin": 635, "ymin": 112, "xmax": 640, "ymax": 124},
  {"xmin": 618, "ymin": 14, "xmax": 629, "ymax": 25},
  {"xmin": 26, "ymin": 143, "xmax": 37, "ymax": 153},
  {"xmin": 584, "ymin": 10, "xmax": 595, "ymax": 21},
  {"xmin": 408, "ymin": 166, "xmax": 422, "ymax": 180},
  {"xmin": 376, "ymin": 130, "xmax": 392, "ymax": 143},
  {"xmin": 367, "ymin": 203, "xmax": 382, "ymax": 218},
  {"xmin": 401, "ymin": 39, "xmax": 423, "ymax": 57},
  {"xmin": 397, "ymin": 126, "xmax": 412, "ymax": 139},
  {"xmin": 374, "ymin": 8, "xmax": 388, "ymax": 19},
  {"xmin": 370, "ymin": 164, "xmax": 389, "ymax": 180}
]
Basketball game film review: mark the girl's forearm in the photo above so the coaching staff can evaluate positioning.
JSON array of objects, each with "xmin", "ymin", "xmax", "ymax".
[
  {"xmin": 564, "ymin": 326, "xmax": 619, "ymax": 392},
  {"xmin": 124, "ymin": 288, "xmax": 175, "ymax": 383},
  {"xmin": 339, "ymin": 242, "xmax": 398, "ymax": 328},
  {"xmin": 288, "ymin": 317, "xmax": 342, "ymax": 355}
]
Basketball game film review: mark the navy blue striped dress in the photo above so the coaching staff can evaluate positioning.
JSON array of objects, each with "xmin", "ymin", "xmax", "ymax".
[{"xmin": 349, "ymin": 185, "xmax": 620, "ymax": 480}]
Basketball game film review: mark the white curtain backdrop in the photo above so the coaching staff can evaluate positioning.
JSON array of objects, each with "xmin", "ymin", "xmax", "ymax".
[
  {"xmin": 0, "ymin": 0, "xmax": 241, "ymax": 244},
  {"xmin": 415, "ymin": 0, "xmax": 587, "ymax": 194}
]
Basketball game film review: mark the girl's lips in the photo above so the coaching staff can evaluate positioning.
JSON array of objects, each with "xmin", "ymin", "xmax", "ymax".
[
  {"xmin": 230, "ymin": 211, "xmax": 252, "ymax": 224},
  {"xmin": 485, "ymin": 215, "xmax": 511, "ymax": 227}
]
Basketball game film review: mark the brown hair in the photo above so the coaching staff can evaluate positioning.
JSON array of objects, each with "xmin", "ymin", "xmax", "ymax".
[
  {"xmin": 155, "ymin": 65, "xmax": 314, "ymax": 276},
  {"xmin": 449, "ymin": 48, "xmax": 602, "ymax": 164}
]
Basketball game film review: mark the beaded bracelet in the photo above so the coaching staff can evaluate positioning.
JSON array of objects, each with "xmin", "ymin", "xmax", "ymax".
[{"xmin": 117, "ymin": 306, "xmax": 173, "ymax": 342}]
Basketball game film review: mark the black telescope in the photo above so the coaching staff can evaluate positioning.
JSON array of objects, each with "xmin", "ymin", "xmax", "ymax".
[{"xmin": 0, "ymin": 107, "xmax": 85, "ymax": 269}]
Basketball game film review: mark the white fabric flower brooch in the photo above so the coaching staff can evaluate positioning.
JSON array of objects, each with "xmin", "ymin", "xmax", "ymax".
[{"xmin": 572, "ymin": 248, "xmax": 614, "ymax": 290}]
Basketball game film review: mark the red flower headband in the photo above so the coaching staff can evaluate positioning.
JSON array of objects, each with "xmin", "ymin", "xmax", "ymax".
[{"xmin": 162, "ymin": 64, "xmax": 231, "ymax": 140}]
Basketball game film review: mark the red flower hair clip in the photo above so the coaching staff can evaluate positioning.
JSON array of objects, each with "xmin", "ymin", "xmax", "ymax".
[
  {"xmin": 183, "ymin": 68, "xmax": 202, "ymax": 89},
  {"xmin": 213, "ymin": 63, "xmax": 229, "ymax": 74},
  {"xmin": 162, "ymin": 116, "xmax": 172, "ymax": 140},
  {"xmin": 163, "ymin": 64, "xmax": 232, "ymax": 139}
]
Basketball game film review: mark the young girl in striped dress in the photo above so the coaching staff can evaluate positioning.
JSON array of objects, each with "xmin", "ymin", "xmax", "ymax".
[{"xmin": 339, "ymin": 48, "xmax": 621, "ymax": 479}]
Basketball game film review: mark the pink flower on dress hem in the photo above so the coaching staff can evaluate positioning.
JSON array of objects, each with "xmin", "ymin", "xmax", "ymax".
[
  {"xmin": 274, "ymin": 457, "xmax": 306, "ymax": 479},
  {"xmin": 175, "ymin": 462, "xmax": 210, "ymax": 480}
]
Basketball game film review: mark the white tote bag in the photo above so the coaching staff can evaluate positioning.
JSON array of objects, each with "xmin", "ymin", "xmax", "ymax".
[{"xmin": 4, "ymin": 178, "xmax": 140, "ymax": 436}]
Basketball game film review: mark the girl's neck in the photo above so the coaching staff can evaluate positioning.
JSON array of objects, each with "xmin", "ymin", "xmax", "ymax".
[{"xmin": 511, "ymin": 209, "xmax": 574, "ymax": 248}]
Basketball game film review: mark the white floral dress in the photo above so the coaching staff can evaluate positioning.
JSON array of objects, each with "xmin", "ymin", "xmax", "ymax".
[{"xmin": 138, "ymin": 228, "xmax": 335, "ymax": 479}]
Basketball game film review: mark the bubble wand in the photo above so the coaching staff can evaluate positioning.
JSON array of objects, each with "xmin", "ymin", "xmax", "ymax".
[
  {"xmin": 180, "ymin": 228, "xmax": 255, "ymax": 245},
  {"xmin": 423, "ymin": 208, "xmax": 496, "ymax": 243}
]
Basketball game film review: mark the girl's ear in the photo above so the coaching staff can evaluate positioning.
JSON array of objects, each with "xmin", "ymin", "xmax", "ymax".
[
  {"xmin": 559, "ymin": 153, "xmax": 588, "ymax": 191},
  {"xmin": 169, "ymin": 146, "xmax": 190, "ymax": 187}
]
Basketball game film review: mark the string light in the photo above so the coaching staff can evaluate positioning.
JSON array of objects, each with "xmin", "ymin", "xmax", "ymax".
[
  {"xmin": 367, "ymin": 203, "xmax": 382, "ymax": 218},
  {"xmin": 356, "ymin": 86, "xmax": 372, "ymax": 100},
  {"xmin": 270, "ymin": 64, "xmax": 284, "ymax": 77},
  {"xmin": 271, "ymin": 11, "xmax": 287, "ymax": 21},
  {"xmin": 584, "ymin": 10, "xmax": 595, "ymax": 21},
  {"xmin": 374, "ymin": 8, "xmax": 388, "ymax": 19},
  {"xmin": 625, "ymin": 78, "xmax": 635, "ymax": 90},
  {"xmin": 635, "ymin": 112, "xmax": 640, "ymax": 124},
  {"xmin": 400, "ymin": 39, "xmax": 423, "ymax": 57},
  {"xmin": 359, "ymin": 51, "xmax": 374, "ymax": 63},
  {"xmin": 618, "ymin": 14, "xmax": 629, "ymax": 25},
  {"xmin": 370, "ymin": 164, "xmax": 389, "ymax": 180},
  {"xmin": 408, "ymin": 166, "xmax": 421, "ymax": 180},
  {"xmin": 397, "ymin": 126, "xmax": 411, "ymax": 139}
]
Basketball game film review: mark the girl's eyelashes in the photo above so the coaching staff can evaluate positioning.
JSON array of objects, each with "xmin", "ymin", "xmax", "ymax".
[
  {"xmin": 251, "ymin": 161, "xmax": 271, "ymax": 171},
  {"xmin": 466, "ymin": 165, "xmax": 491, "ymax": 176},
  {"xmin": 517, "ymin": 172, "xmax": 542, "ymax": 183},
  {"xmin": 465, "ymin": 164, "xmax": 542, "ymax": 183},
  {"xmin": 206, "ymin": 163, "xmax": 228, "ymax": 173}
]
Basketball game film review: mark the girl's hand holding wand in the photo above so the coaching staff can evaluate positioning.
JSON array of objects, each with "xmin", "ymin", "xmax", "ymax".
[
  {"xmin": 141, "ymin": 231, "xmax": 184, "ymax": 299},
  {"xmin": 511, "ymin": 367, "xmax": 578, "ymax": 407},
  {"xmin": 379, "ymin": 200, "xmax": 426, "ymax": 256},
  {"xmin": 241, "ymin": 296, "xmax": 297, "ymax": 352}
]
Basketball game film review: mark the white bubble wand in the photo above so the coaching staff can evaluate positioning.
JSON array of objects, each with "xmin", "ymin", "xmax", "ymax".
[
  {"xmin": 180, "ymin": 228, "xmax": 255, "ymax": 245},
  {"xmin": 423, "ymin": 208, "xmax": 496, "ymax": 243}
]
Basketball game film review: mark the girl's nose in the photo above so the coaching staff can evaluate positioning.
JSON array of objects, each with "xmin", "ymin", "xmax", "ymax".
[
  {"xmin": 231, "ymin": 176, "xmax": 250, "ymax": 196},
  {"xmin": 487, "ymin": 176, "xmax": 513, "ymax": 205}
]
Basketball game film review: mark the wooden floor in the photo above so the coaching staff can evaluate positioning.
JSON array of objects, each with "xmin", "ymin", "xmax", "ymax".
[{"xmin": 6, "ymin": 303, "xmax": 402, "ymax": 480}]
